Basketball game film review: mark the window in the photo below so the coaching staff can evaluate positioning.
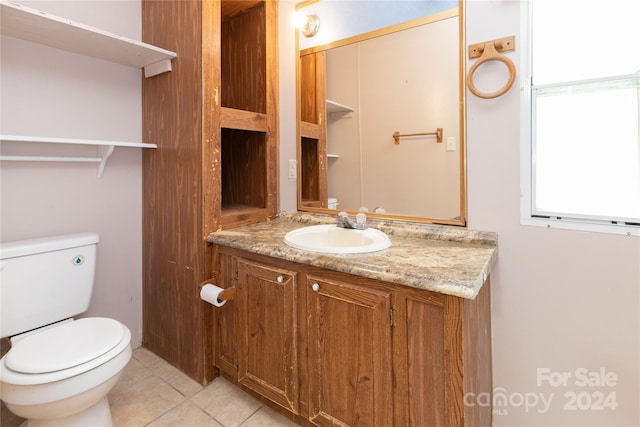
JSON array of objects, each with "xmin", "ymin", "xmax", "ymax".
[{"xmin": 521, "ymin": 0, "xmax": 640, "ymax": 235}]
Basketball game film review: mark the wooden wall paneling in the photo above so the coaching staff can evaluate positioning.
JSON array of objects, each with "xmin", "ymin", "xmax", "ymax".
[
  {"xmin": 142, "ymin": 0, "xmax": 212, "ymax": 382},
  {"xmin": 142, "ymin": 0, "xmax": 228, "ymax": 383},
  {"xmin": 203, "ymin": 0, "xmax": 223, "ymax": 236},
  {"xmin": 221, "ymin": 1, "xmax": 262, "ymax": 20},
  {"xmin": 201, "ymin": 1, "xmax": 223, "ymax": 383},
  {"xmin": 264, "ymin": 0, "xmax": 279, "ymax": 222}
]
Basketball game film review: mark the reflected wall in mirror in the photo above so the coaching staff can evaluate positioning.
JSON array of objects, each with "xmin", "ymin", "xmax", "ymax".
[{"xmin": 297, "ymin": 1, "xmax": 466, "ymax": 226}]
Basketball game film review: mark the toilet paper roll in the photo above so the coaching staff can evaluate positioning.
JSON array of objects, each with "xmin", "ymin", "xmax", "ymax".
[{"xmin": 200, "ymin": 284, "xmax": 227, "ymax": 308}]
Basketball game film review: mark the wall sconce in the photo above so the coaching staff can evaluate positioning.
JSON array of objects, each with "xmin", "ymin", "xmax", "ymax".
[{"xmin": 295, "ymin": 13, "xmax": 320, "ymax": 38}]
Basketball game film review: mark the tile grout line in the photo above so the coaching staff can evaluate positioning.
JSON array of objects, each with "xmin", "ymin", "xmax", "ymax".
[{"xmin": 236, "ymin": 405, "xmax": 266, "ymax": 427}]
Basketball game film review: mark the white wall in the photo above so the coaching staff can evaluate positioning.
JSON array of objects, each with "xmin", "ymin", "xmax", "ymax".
[
  {"xmin": 0, "ymin": 0, "xmax": 144, "ymax": 346},
  {"xmin": 280, "ymin": 1, "xmax": 639, "ymax": 425},
  {"xmin": 279, "ymin": 0, "xmax": 298, "ymax": 212},
  {"xmin": 465, "ymin": 1, "xmax": 639, "ymax": 425}
]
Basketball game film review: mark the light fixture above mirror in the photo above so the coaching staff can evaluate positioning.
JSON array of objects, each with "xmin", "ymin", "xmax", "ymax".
[{"xmin": 295, "ymin": 12, "xmax": 320, "ymax": 38}]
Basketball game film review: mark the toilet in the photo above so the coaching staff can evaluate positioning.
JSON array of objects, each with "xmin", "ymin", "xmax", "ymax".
[{"xmin": 0, "ymin": 233, "xmax": 132, "ymax": 427}]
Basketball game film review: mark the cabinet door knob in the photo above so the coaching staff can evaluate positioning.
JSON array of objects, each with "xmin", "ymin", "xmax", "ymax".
[
  {"xmin": 311, "ymin": 282, "xmax": 320, "ymax": 292},
  {"xmin": 277, "ymin": 275, "xmax": 284, "ymax": 283}
]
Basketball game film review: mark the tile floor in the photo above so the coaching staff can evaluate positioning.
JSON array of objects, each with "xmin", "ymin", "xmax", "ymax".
[{"xmin": 1, "ymin": 346, "xmax": 300, "ymax": 427}]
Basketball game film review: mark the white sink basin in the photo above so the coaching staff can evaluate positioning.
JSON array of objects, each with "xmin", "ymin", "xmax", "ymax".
[{"xmin": 284, "ymin": 224, "xmax": 391, "ymax": 254}]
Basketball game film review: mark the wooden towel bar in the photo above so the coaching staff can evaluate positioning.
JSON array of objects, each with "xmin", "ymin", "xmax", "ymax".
[{"xmin": 393, "ymin": 128, "xmax": 443, "ymax": 144}]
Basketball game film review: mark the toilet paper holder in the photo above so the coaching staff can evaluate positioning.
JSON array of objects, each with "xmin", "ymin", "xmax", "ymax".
[
  {"xmin": 199, "ymin": 280, "xmax": 236, "ymax": 302},
  {"xmin": 216, "ymin": 286, "xmax": 236, "ymax": 301}
]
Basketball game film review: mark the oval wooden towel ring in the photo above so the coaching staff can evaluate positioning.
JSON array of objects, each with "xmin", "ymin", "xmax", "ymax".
[{"xmin": 467, "ymin": 41, "xmax": 516, "ymax": 99}]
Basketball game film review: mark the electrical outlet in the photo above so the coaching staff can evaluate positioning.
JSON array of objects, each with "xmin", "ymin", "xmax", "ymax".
[
  {"xmin": 446, "ymin": 137, "xmax": 456, "ymax": 152},
  {"xmin": 288, "ymin": 159, "xmax": 297, "ymax": 180}
]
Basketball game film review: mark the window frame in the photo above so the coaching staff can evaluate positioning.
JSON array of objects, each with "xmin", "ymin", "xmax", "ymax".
[{"xmin": 519, "ymin": 0, "xmax": 640, "ymax": 237}]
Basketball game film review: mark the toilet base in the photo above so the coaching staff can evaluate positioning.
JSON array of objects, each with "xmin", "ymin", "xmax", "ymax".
[
  {"xmin": 2, "ymin": 344, "xmax": 131, "ymax": 427},
  {"xmin": 22, "ymin": 397, "xmax": 112, "ymax": 427}
]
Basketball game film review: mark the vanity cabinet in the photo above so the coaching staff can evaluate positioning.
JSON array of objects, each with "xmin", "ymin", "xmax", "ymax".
[
  {"xmin": 213, "ymin": 247, "xmax": 493, "ymax": 426},
  {"xmin": 141, "ymin": 0, "xmax": 279, "ymax": 382}
]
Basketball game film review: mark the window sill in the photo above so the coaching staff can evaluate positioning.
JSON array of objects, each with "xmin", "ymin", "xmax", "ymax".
[{"xmin": 521, "ymin": 216, "xmax": 640, "ymax": 237}]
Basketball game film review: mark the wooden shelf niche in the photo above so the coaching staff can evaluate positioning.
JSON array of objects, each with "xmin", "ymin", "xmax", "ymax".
[{"xmin": 220, "ymin": 0, "xmax": 277, "ymax": 227}]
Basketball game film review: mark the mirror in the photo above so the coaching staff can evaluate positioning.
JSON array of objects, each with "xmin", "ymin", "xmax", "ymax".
[{"xmin": 296, "ymin": 0, "xmax": 466, "ymax": 226}]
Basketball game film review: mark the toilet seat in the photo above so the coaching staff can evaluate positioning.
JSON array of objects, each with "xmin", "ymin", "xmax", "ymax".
[
  {"xmin": 0, "ymin": 317, "xmax": 130, "ymax": 386},
  {"xmin": 5, "ymin": 317, "xmax": 124, "ymax": 374}
]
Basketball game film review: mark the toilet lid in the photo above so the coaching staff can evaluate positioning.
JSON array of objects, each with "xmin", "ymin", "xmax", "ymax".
[{"xmin": 4, "ymin": 317, "xmax": 125, "ymax": 374}]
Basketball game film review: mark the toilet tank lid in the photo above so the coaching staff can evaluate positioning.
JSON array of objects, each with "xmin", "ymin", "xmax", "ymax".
[
  {"xmin": 0, "ymin": 232, "xmax": 99, "ymax": 260},
  {"xmin": 4, "ymin": 317, "xmax": 125, "ymax": 374}
]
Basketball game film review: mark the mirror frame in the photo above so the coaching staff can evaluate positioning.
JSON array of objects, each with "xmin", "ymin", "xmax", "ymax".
[{"xmin": 295, "ymin": 0, "xmax": 467, "ymax": 226}]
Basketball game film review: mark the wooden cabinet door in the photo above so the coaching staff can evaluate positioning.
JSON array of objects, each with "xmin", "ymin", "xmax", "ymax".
[
  {"xmin": 237, "ymin": 258, "xmax": 298, "ymax": 413},
  {"xmin": 392, "ymin": 291, "xmax": 448, "ymax": 426},
  {"xmin": 306, "ymin": 274, "xmax": 393, "ymax": 427}
]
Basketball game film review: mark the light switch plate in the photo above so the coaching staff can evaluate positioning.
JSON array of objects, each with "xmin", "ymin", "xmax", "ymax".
[
  {"xmin": 288, "ymin": 159, "xmax": 297, "ymax": 180},
  {"xmin": 446, "ymin": 137, "xmax": 456, "ymax": 152}
]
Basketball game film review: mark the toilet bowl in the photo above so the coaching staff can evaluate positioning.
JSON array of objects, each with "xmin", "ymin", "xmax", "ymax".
[
  {"xmin": 0, "ymin": 318, "xmax": 132, "ymax": 427},
  {"xmin": 0, "ymin": 233, "xmax": 132, "ymax": 427}
]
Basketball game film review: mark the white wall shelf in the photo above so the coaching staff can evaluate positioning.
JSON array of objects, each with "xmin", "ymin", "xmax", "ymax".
[
  {"xmin": 326, "ymin": 99, "xmax": 354, "ymax": 115},
  {"xmin": 0, "ymin": 0, "xmax": 177, "ymax": 77},
  {"xmin": 0, "ymin": 135, "xmax": 157, "ymax": 178}
]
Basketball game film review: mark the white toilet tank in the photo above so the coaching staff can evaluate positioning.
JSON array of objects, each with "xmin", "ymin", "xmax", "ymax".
[{"xmin": 0, "ymin": 233, "xmax": 100, "ymax": 339}]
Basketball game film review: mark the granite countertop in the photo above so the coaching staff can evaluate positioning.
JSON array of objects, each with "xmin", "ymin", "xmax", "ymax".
[{"xmin": 207, "ymin": 212, "xmax": 498, "ymax": 299}]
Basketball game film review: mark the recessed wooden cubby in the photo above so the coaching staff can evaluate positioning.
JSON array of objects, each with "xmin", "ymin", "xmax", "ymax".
[
  {"xmin": 221, "ymin": 2, "xmax": 267, "ymax": 113},
  {"xmin": 221, "ymin": 129, "xmax": 267, "ymax": 214}
]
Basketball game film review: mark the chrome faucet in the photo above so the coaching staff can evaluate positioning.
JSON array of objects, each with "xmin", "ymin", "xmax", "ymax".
[{"xmin": 336, "ymin": 212, "xmax": 368, "ymax": 230}]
